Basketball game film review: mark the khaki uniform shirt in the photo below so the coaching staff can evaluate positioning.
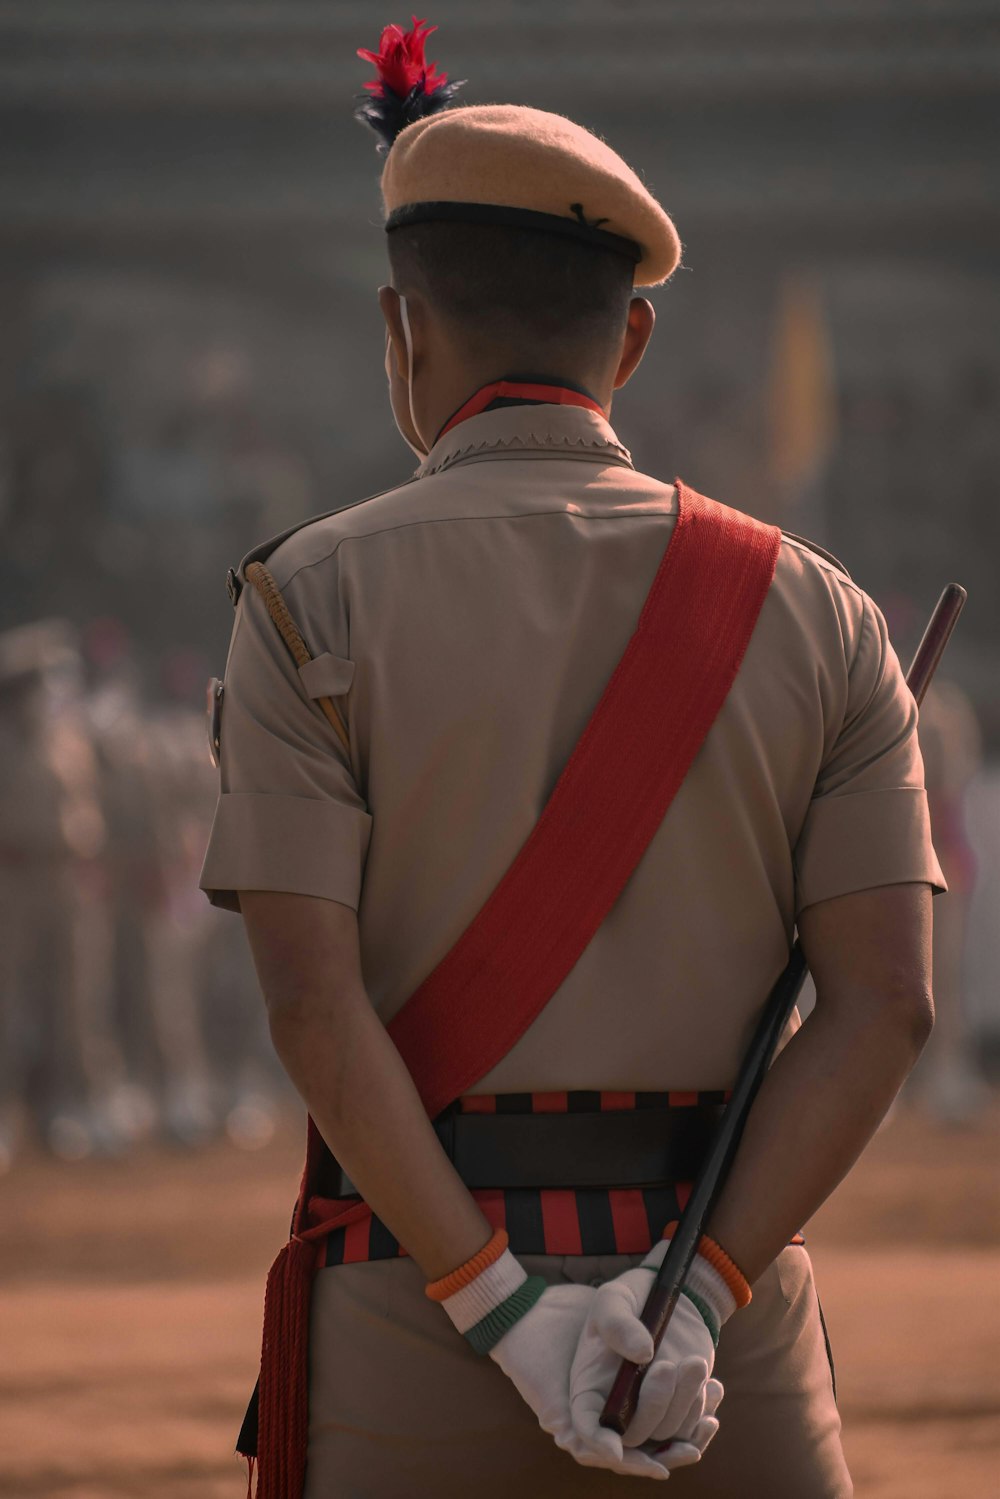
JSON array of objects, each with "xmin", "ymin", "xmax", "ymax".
[{"xmin": 200, "ymin": 403, "xmax": 944, "ymax": 1092}]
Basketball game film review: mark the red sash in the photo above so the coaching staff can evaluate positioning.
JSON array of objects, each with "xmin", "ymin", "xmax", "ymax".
[{"xmin": 255, "ymin": 481, "xmax": 781, "ymax": 1498}]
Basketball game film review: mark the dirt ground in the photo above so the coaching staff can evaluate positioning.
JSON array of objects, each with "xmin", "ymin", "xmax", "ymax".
[{"xmin": 1, "ymin": 1101, "xmax": 997, "ymax": 1499}]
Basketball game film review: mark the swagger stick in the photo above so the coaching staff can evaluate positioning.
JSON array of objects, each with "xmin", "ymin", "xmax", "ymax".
[{"xmin": 600, "ymin": 582, "xmax": 968, "ymax": 1437}]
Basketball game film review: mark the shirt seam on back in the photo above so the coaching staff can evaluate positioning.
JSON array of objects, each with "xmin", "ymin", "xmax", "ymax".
[
  {"xmin": 424, "ymin": 446, "xmax": 634, "ymax": 477},
  {"xmin": 276, "ymin": 504, "xmax": 680, "ymax": 593}
]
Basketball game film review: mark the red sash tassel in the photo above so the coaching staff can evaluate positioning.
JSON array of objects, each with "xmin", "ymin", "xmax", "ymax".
[
  {"xmin": 253, "ymin": 1183, "xmax": 376, "ymax": 1498},
  {"xmin": 257, "ymin": 1236, "xmax": 316, "ymax": 1499}
]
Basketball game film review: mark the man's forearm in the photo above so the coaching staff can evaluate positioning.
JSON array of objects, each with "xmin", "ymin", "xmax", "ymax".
[
  {"xmin": 705, "ymin": 993, "xmax": 932, "ymax": 1284},
  {"xmin": 270, "ymin": 986, "xmax": 492, "ymax": 1281},
  {"xmin": 274, "ymin": 979, "xmax": 929, "ymax": 1292}
]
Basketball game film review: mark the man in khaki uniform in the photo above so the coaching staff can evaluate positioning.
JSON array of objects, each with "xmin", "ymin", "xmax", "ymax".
[{"xmin": 201, "ymin": 23, "xmax": 943, "ymax": 1498}]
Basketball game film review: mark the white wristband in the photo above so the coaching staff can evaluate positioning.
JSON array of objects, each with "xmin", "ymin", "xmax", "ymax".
[
  {"xmin": 685, "ymin": 1251, "xmax": 737, "ymax": 1328},
  {"xmin": 640, "ymin": 1236, "xmax": 737, "ymax": 1329},
  {"xmin": 440, "ymin": 1248, "xmax": 528, "ymax": 1335}
]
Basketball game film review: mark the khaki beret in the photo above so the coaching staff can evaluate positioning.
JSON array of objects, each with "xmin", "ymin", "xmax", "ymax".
[{"xmin": 380, "ymin": 104, "xmax": 682, "ymax": 288}]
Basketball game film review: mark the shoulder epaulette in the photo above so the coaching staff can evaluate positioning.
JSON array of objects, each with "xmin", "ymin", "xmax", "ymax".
[
  {"xmin": 780, "ymin": 530, "xmax": 854, "ymax": 581},
  {"xmin": 225, "ymin": 477, "xmax": 418, "ymax": 606},
  {"xmin": 225, "ymin": 515, "xmax": 318, "ymax": 606}
]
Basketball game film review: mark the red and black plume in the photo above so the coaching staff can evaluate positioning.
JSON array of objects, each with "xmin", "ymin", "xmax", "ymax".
[{"xmin": 354, "ymin": 16, "xmax": 464, "ymax": 154}]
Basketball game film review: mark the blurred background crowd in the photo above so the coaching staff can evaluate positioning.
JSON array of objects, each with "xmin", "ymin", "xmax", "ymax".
[{"xmin": 1, "ymin": 0, "xmax": 998, "ymax": 1171}]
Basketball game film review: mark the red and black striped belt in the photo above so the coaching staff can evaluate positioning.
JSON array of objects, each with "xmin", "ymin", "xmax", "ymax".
[
  {"xmin": 321, "ymin": 1090, "xmax": 725, "ymax": 1193},
  {"xmin": 313, "ymin": 1090, "xmax": 801, "ymax": 1267}
]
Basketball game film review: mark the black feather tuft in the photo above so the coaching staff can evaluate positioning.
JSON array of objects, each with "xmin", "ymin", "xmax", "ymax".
[{"xmin": 353, "ymin": 76, "xmax": 465, "ymax": 155}]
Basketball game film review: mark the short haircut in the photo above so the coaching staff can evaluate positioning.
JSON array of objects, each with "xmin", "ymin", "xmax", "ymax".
[{"xmin": 387, "ymin": 220, "xmax": 634, "ymax": 364}]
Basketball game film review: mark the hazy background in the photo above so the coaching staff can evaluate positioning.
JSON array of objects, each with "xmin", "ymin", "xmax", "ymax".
[
  {"xmin": 0, "ymin": 4, "xmax": 997, "ymax": 1496},
  {"xmin": 3, "ymin": 1, "xmax": 998, "ymax": 706}
]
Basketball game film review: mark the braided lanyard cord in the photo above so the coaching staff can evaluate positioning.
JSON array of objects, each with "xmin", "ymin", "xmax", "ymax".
[{"xmin": 244, "ymin": 561, "xmax": 351, "ymax": 757}]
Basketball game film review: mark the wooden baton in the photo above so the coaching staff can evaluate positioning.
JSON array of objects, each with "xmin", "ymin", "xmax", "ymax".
[{"xmin": 599, "ymin": 581, "xmax": 968, "ymax": 1437}]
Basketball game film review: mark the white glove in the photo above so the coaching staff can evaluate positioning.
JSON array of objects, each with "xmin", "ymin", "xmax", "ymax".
[
  {"xmin": 569, "ymin": 1242, "xmax": 726, "ymax": 1469},
  {"xmin": 644, "ymin": 1372, "xmax": 724, "ymax": 1470},
  {"xmin": 490, "ymin": 1282, "xmax": 683, "ymax": 1480}
]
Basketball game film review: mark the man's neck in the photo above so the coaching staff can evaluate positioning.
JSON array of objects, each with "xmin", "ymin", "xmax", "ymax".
[{"xmin": 432, "ymin": 374, "xmax": 608, "ymax": 444}]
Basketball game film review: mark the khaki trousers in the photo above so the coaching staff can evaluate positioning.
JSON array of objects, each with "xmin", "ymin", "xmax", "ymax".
[{"xmin": 304, "ymin": 1246, "xmax": 852, "ymax": 1498}]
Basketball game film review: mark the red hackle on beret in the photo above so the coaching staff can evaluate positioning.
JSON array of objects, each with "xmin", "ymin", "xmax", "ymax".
[
  {"xmin": 358, "ymin": 17, "xmax": 447, "ymax": 99},
  {"xmin": 355, "ymin": 16, "xmax": 464, "ymax": 153}
]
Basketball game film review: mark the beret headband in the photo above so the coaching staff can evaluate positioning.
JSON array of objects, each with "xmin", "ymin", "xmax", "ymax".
[{"xmin": 384, "ymin": 200, "xmax": 643, "ymax": 265}]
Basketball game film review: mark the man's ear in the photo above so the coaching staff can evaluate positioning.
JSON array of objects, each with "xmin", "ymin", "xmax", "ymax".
[
  {"xmin": 378, "ymin": 285, "xmax": 410, "ymax": 381},
  {"xmin": 613, "ymin": 297, "xmax": 656, "ymax": 391}
]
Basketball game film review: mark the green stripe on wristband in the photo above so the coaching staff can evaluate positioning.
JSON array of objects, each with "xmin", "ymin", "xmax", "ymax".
[
  {"xmin": 681, "ymin": 1287, "xmax": 720, "ymax": 1347},
  {"xmin": 465, "ymin": 1275, "xmax": 548, "ymax": 1355}
]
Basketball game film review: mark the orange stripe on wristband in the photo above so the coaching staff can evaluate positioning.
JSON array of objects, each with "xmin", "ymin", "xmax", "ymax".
[
  {"xmin": 658, "ymin": 1225, "xmax": 753, "ymax": 1308},
  {"xmin": 424, "ymin": 1228, "xmax": 509, "ymax": 1302},
  {"xmin": 697, "ymin": 1233, "xmax": 752, "ymax": 1308}
]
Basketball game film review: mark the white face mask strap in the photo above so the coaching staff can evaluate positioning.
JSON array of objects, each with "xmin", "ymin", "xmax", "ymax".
[{"xmin": 398, "ymin": 295, "xmax": 427, "ymax": 454}]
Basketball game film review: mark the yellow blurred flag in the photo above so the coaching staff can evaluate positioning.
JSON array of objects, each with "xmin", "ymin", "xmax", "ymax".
[{"xmin": 767, "ymin": 275, "xmax": 837, "ymax": 492}]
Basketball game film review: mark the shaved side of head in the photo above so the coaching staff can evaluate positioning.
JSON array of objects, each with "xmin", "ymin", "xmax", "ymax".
[{"xmin": 387, "ymin": 221, "xmax": 635, "ymax": 371}]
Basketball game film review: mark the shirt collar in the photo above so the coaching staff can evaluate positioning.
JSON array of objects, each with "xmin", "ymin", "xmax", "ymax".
[{"xmin": 414, "ymin": 397, "xmax": 634, "ymax": 479}]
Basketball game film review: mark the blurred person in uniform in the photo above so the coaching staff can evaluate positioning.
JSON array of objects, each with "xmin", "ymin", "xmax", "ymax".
[
  {"xmin": 0, "ymin": 621, "xmax": 125, "ymax": 1164},
  {"xmin": 0, "ymin": 632, "xmax": 66, "ymax": 1169},
  {"xmin": 86, "ymin": 623, "xmax": 217, "ymax": 1146},
  {"xmin": 912, "ymin": 678, "xmax": 986, "ymax": 1123},
  {"xmin": 86, "ymin": 619, "xmax": 167, "ymax": 1143},
  {"xmin": 199, "ymin": 21, "xmax": 944, "ymax": 1499}
]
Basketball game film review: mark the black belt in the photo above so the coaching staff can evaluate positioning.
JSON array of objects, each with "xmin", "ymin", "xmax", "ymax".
[{"xmin": 321, "ymin": 1102, "xmax": 725, "ymax": 1196}]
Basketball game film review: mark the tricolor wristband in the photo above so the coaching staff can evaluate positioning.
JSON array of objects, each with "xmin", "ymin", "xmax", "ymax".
[
  {"xmin": 425, "ymin": 1229, "xmax": 546, "ymax": 1355},
  {"xmin": 640, "ymin": 1231, "xmax": 750, "ymax": 1346}
]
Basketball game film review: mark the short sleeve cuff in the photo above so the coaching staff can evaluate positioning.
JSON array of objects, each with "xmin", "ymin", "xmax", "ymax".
[
  {"xmin": 793, "ymin": 786, "xmax": 946, "ymax": 915},
  {"xmin": 199, "ymin": 792, "xmax": 372, "ymax": 913}
]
